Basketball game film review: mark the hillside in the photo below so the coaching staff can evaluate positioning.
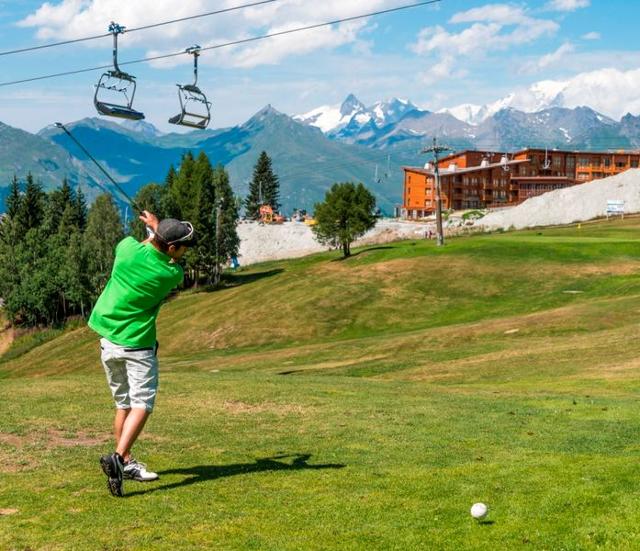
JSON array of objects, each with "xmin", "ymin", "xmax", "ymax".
[
  {"xmin": 5, "ymin": 218, "xmax": 640, "ymax": 375},
  {"xmin": 200, "ymin": 106, "xmax": 411, "ymax": 212},
  {"xmin": 36, "ymin": 109, "xmax": 414, "ymax": 213},
  {"xmin": 0, "ymin": 122, "xmax": 88, "ymax": 195},
  {"xmin": 4, "ymin": 219, "xmax": 640, "ymax": 548}
]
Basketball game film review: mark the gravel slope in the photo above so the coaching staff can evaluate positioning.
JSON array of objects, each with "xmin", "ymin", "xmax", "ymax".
[
  {"xmin": 478, "ymin": 169, "xmax": 640, "ymax": 230},
  {"xmin": 237, "ymin": 220, "xmax": 432, "ymax": 266}
]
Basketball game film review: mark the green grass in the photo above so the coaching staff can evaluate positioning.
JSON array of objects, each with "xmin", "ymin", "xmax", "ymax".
[{"xmin": 3, "ymin": 217, "xmax": 640, "ymax": 549}]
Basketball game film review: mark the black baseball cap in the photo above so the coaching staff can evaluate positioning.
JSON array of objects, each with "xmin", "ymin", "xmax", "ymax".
[{"xmin": 155, "ymin": 219, "xmax": 196, "ymax": 247}]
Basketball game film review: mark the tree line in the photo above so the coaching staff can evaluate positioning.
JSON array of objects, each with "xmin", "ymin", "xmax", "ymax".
[
  {"xmin": 0, "ymin": 147, "xmax": 378, "ymax": 328},
  {"xmin": 0, "ymin": 151, "xmax": 240, "ymax": 328}
]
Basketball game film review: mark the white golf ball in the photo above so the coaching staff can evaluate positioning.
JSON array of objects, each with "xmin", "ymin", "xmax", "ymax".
[{"xmin": 470, "ymin": 502, "xmax": 488, "ymax": 520}]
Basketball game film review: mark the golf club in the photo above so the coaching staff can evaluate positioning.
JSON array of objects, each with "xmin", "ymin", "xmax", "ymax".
[{"xmin": 54, "ymin": 122, "xmax": 143, "ymax": 214}]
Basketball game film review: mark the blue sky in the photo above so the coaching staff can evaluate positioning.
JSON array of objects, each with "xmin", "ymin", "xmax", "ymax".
[{"xmin": 0, "ymin": 0, "xmax": 638, "ymax": 133}]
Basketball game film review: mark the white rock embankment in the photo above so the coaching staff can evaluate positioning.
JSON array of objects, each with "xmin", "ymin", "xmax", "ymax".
[
  {"xmin": 237, "ymin": 219, "xmax": 433, "ymax": 266},
  {"xmin": 478, "ymin": 169, "xmax": 640, "ymax": 231}
]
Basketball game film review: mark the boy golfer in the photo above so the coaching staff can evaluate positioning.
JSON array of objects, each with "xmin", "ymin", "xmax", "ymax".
[{"xmin": 88, "ymin": 211, "xmax": 194, "ymax": 497}]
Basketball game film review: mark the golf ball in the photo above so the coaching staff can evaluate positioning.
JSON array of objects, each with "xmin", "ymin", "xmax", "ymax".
[{"xmin": 470, "ymin": 502, "xmax": 488, "ymax": 520}]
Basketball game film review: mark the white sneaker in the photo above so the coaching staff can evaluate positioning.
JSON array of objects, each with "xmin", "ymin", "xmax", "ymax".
[{"xmin": 123, "ymin": 458, "xmax": 159, "ymax": 482}]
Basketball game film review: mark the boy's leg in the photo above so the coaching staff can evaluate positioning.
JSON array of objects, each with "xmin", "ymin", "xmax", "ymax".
[
  {"xmin": 116, "ymin": 408, "xmax": 150, "ymax": 459},
  {"xmin": 100, "ymin": 341, "xmax": 130, "ymax": 497},
  {"xmin": 114, "ymin": 408, "xmax": 130, "ymax": 443},
  {"xmin": 118, "ymin": 347, "xmax": 160, "ymax": 482}
]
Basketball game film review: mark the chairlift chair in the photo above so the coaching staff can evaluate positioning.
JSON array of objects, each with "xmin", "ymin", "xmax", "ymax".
[
  {"xmin": 169, "ymin": 46, "xmax": 212, "ymax": 129},
  {"xmin": 94, "ymin": 22, "xmax": 145, "ymax": 121}
]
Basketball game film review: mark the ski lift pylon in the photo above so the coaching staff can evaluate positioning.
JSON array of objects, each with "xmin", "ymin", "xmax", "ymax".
[
  {"xmin": 94, "ymin": 22, "xmax": 145, "ymax": 121},
  {"xmin": 168, "ymin": 45, "xmax": 212, "ymax": 130}
]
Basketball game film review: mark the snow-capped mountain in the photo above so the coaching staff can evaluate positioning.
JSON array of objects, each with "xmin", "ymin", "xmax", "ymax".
[
  {"xmin": 439, "ymin": 82, "xmax": 567, "ymax": 125},
  {"xmin": 295, "ymin": 94, "xmax": 419, "ymax": 135},
  {"xmin": 438, "ymin": 68, "xmax": 640, "ymax": 125},
  {"xmin": 294, "ymin": 93, "xmax": 365, "ymax": 133}
]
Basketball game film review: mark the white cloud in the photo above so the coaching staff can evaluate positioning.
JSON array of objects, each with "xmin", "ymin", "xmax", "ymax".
[
  {"xmin": 442, "ymin": 67, "xmax": 640, "ymax": 122},
  {"xmin": 546, "ymin": 0, "xmax": 590, "ymax": 11},
  {"xmin": 17, "ymin": 0, "xmax": 395, "ymax": 68},
  {"xmin": 581, "ymin": 31, "xmax": 600, "ymax": 40},
  {"xmin": 418, "ymin": 55, "xmax": 467, "ymax": 85},
  {"xmin": 411, "ymin": 3, "xmax": 559, "ymax": 81},
  {"xmin": 450, "ymin": 4, "xmax": 531, "ymax": 25},
  {"xmin": 521, "ymin": 42, "xmax": 575, "ymax": 73}
]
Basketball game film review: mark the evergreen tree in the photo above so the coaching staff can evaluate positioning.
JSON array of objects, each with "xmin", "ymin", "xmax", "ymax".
[
  {"xmin": 84, "ymin": 194, "xmax": 124, "ymax": 301},
  {"xmin": 16, "ymin": 173, "xmax": 45, "ymax": 232},
  {"xmin": 166, "ymin": 152, "xmax": 197, "ymax": 220},
  {"xmin": 43, "ymin": 178, "xmax": 75, "ymax": 235},
  {"xmin": 60, "ymin": 229, "xmax": 90, "ymax": 318},
  {"xmin": 130, "ymin": 183, "xmax": 167, "ymax": 240},
  {"xmin": 211, "ymin": 165, "xmax": 240, "ymax": 284},
  {"xmin": 312, "ymin": 182, "xmax": 377, "ymax": 258},
  {"xmin": 190, "ymin": 152, "xmax": 216, "ymax": 284},
  {"xmin": 6, "ymin": 175, "xmax": 21, "ymax": 219},
  {"xmin": 245, "ymin": 151, "xmax": 280, "ymax": 219},
  {"xmin": 74, "ymin": 186, "xmax": 88, "ymax": 231}
]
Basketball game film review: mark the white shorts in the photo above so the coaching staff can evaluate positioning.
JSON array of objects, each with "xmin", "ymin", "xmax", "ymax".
[{"xmin": 100, "ymin": 338, "xmax": 159, "ymax": 412}]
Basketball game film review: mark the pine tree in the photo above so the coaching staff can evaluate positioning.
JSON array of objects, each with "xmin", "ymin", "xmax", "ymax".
[
  {"xmin": 191, "ymin": 152, "xmax": 216, "ymax": 284},
  {"xmin": 130, "ymin": 183, "xmax": 167, "ymax": 240},
  {"xmin": 166, "ymin": 152, "xmax": 197, "ymax": 220},
  {"xmin": 84, "ymin": 194, "xmax": 124, "ymax": 301},
  {"xmin": 211, "ymin": 165, "xmax": 240, "ymax": 285},
  {"xmin": 74, "ymin": 186, "xmax": 88, "ymax": 231},
  {"xmin": 17, "ymin": 173, "xmax": 45, "ymax": 232},
  {"xmin": 245, "ymin": 151, "xmax": 280, "ymax": 219},
  {"xmin": 43, "ymin": 178, "xmax": 75, "ymax": 235},
  {"xmin": 6, "ymin": 175, "xmax": 21, "ymax": 219}
]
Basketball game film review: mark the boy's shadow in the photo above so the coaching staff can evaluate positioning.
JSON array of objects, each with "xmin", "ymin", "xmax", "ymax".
[{"xmin": 126, "ymin": 453, "xmax": 345, "ymax": 496}]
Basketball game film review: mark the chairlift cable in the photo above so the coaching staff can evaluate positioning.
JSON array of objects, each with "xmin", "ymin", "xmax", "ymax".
[
  {"xmin": 0, "ymin": 0, "xmax": 442, "ymax": 87},
  {"xmin": 0, "ymin": 0, "xmax": 281, "ymax": 57}
]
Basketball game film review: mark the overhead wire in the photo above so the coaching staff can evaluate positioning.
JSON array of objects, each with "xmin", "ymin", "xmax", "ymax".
[
  {"xmin": 0, "ymin": 0, "xmax": 442, "ymax": 87},
  {"xmin": 0, "ymin": 0, "xmax": 281, "ymax": 57}
]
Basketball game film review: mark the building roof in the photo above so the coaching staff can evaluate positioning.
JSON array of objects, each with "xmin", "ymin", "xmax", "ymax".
[
  {"xmin": 403, "ymin": 159, "xmax": 528, "ymax": 177},
  {"xmin": 434, "ymin": 149, "xmax": 502, "ymax": 164},
  {"xmin": 515, "ymin": 147, "xmax": 640, "ymax": 156}
]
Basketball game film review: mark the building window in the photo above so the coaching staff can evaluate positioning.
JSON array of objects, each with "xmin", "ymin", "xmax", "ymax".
[
  {"xmin": 604, "ymin": 158, "xmax": 611, "ymax": 168},
  {"xmin": 567, "ymin": 157, "xmax": 575, "ymax": 168},
  {"xmin": 578, "ymin": 157, "xmax": 589, "ymax": 167},
  {"xmin": 553, "ymin": 156, "xmax": 562, "ymax": 166},
  {"xmin": 616, "ymin": 161, "xmax": 626, "ymax": 168},
  {"xmin": 632, "ymin": 160, "xmax": 639, "ymax": 168}
]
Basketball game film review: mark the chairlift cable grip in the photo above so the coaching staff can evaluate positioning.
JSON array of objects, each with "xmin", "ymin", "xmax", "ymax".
[
  {"xmin": 186, "ymin": 45, "xmax": 201, "ymax": 87},
  {"xmin": 109, "ymin": 22, "xmax": 126, "ymax": 75}
]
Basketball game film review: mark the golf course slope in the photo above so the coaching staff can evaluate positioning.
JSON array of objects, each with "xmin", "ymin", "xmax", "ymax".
[{"xmin": 3, "ymin": 217, "xmax": 640, "ymax": 549}]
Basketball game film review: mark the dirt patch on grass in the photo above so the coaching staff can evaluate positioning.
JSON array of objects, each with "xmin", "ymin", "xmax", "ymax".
[
  {"xmin": 0, "ymin": 509, "xmax": 18, "ymax": 516},
  {"xmin": 46, "ymin": 429, "xmax": 108, "ymax": 448},
  {"xmin": 0, "ymin": 429, "xmax": 109, "ymax": 450},
  {"xmin": 223, "ymin": 400, "xmax": 307, "ymax": 415}
]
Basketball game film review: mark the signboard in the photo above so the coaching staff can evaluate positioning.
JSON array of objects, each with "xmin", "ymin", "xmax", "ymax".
[{"xmin": 606, "ymin": 200, "xmax": 625, "ymax": 219}]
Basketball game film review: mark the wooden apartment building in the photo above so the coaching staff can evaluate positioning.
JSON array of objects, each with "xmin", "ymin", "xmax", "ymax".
[{"xmin": 401, "ymin": 148, "xmax": 640, "ymax": 219}]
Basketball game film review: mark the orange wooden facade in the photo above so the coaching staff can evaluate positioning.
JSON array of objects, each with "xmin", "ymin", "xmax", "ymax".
[{"xmin": 402, "ymin": 148, "xmax": 640, "ymax": 218}]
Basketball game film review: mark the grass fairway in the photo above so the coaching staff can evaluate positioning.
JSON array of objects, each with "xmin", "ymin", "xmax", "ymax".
[{"xmin": 3, "ymin": 217, "xmax": 640, "ymax": 549}]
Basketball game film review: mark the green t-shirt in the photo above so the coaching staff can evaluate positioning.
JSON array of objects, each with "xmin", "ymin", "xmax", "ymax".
[{"xmin": 88, "ymin": 237, "xmax": 184, "ymax": 348}]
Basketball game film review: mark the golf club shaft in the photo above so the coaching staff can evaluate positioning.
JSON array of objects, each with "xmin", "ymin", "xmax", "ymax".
[{"xmin": 55, "ymin": 122, "xmax": 143, "ymax": 214}]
